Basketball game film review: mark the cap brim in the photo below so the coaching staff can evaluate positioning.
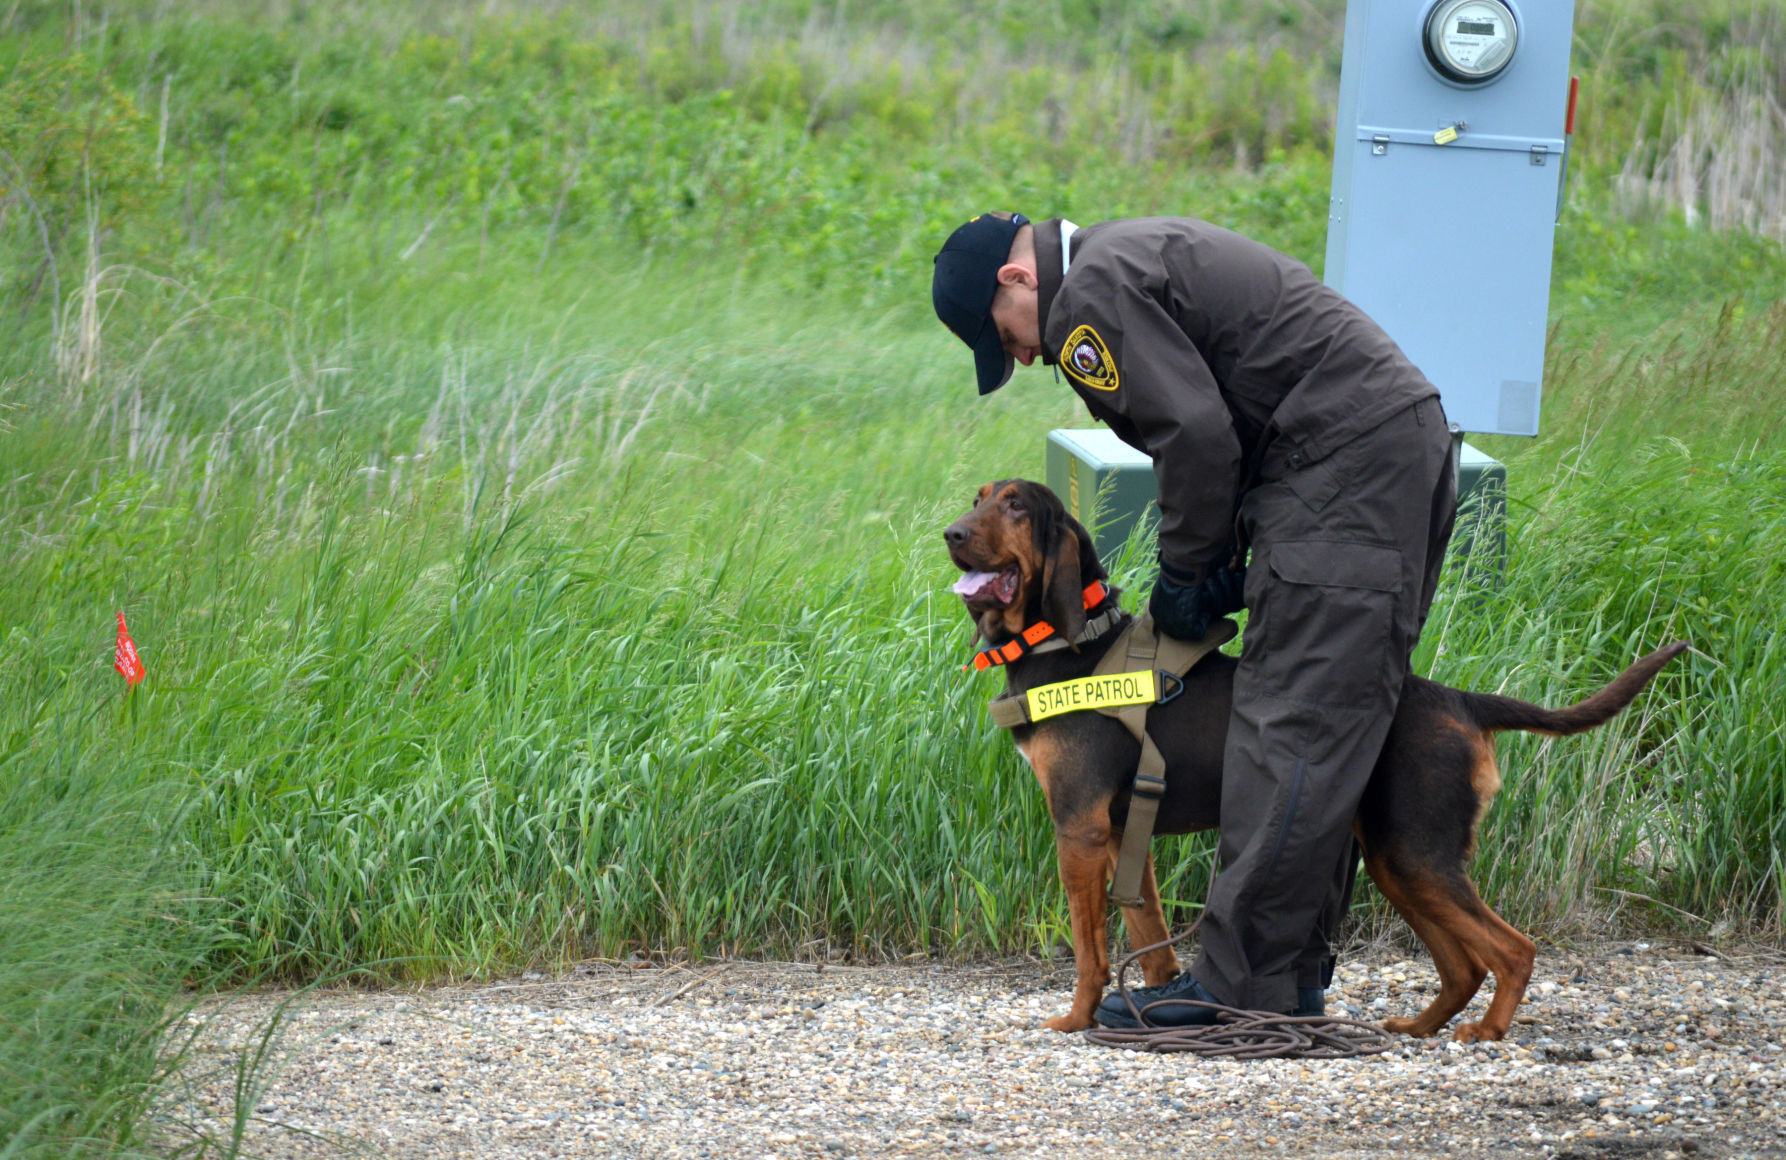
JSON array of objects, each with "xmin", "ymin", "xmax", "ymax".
[{"xmin": 973, "ymin": 323, "xmax": 1014, "ymax": 396}]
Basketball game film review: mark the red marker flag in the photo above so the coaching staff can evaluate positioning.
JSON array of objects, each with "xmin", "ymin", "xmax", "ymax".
[{"xmin": 114, "ymin": 611, "xmax": 145, "ymax": 688}]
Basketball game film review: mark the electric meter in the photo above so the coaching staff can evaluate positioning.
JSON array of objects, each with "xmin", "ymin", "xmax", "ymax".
[{"xmin": 1424, "ymin": 0, "xmax": 1519, "ymax": 85}]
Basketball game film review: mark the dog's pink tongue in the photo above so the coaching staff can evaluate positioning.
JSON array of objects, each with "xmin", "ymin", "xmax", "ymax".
[{"xmin": 952, "ymin": 571, "xmax": 998, "ymax": 598}]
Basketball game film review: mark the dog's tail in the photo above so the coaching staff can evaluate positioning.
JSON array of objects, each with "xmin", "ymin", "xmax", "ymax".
[{"xmin": 1462, "ymin": 641, "xmax": 1690, "ymax": 737}]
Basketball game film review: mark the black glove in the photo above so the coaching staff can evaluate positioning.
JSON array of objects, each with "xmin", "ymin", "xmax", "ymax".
[
  {"xmin": 1149, "ymin": 552, "xmax": 1246, "ymax": 641},
  {"xmin": 1200, "ymin": 556, "xmax": 1247, "ymax": 617}
]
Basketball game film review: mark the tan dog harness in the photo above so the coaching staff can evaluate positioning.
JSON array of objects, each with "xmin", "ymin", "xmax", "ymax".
[{"xmin": 988, "ymin": 615, "xmax": 1238, "ymax": 908}]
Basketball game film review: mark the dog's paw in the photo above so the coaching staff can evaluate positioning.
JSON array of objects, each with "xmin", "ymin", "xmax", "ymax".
[
  {"xmin": 1379, "ymin": 1016, "xmax": 1424, "ymax": 1037},
  {"xmin": 1451, "ymin": 1021, "xmax": 1505, "ymax": 1043},
  {"xmin": 1140, "ymin": 962, "xmax": 1183, "ymax": 989},
  {"xmin": 1043, "ymin": 1012, "xmax": 1094, "ymax": 1033}
]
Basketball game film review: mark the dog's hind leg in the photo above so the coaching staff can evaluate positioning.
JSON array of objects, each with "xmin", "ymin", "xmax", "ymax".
[
  {"xmin": 1365, "ymin": 850, "xmax": 1490, "ymax": 1038},
  {"xmin": 1368, "ymin": 851, "xmax": 1535, "ymax": 1041},
  {"xmin": 1445, "ymin": 892, "xmax": 1536, "ymax": 1042},
  {"xmin": 1106, "ymin": 841, "xmax": 1183, "ymax": 987},
  {"xmin": 1045, "ymin": 830, "xmax": 1114, "ymax": 1032}
]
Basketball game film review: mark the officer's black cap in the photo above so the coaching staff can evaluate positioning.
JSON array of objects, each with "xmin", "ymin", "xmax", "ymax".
[{"xmin": 932, "ymin": 212, "xmax": 1029, "ymax": 395}]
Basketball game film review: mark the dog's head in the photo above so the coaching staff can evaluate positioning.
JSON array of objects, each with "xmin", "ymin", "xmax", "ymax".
[{"xmin": 943, "ymin": 479, "xmax": 1106, "ymax": 645}]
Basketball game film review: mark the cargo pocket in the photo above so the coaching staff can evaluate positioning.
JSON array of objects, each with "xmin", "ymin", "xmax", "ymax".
[{"xmin": 1252, "ymin": 539, "xmax": 1403, "ymax": 708}]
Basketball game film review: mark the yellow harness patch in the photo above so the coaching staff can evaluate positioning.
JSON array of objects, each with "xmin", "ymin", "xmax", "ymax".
[
  {"xmin": 1025, "ymin": 670, "xmax": 1157, "ymax": 722},
  {"xmin": 1060, "ymin": 324, "xmax": 1118, "ymax": 391}
]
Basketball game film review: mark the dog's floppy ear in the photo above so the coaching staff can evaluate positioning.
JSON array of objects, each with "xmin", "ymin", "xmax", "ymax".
[{"xmin": 1030, "ymin": 482, "xmax": 1091, "ymax": 645}]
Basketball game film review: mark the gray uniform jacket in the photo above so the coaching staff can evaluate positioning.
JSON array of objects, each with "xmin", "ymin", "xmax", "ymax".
[{"xmin": 1034, "ymin": 217, "xmax": 1439, "ymax": 580}]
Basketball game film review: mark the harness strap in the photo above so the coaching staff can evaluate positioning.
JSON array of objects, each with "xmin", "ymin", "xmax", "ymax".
[
  {"xmin": 984, "ymin": 615, "xmax": 1234, "ymax": 730},
  {"xmin": 986, "ymin": 615, "xmax": 1239, "ymax": 908},
  {"xmin": 987, "ymin": 666, "xmax": 1171, "ymax": 729},
  {"xmin": 1107, "ymin": 619, "xmax": 1165, "ymax": 908}
]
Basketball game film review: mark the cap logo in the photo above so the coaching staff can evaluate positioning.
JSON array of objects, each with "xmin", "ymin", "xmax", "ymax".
[{"xmin": 1060, "ymin": 324, "xmax": 1117, "ymax": 391}]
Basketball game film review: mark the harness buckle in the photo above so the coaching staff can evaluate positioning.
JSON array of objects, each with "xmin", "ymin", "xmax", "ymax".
[
  {"xmin": 1131, "ymin": 771, "xmax": 1167, "ymax": 799},
  {"xmin": 1156, "ymin": 670, "xmax": 1184, "ymax": 706}
]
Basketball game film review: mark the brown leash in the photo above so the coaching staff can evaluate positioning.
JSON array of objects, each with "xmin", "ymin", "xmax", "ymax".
[{"xmin": 1082, "ymin": 923, "xmax": 1399, "ymax": 1059}]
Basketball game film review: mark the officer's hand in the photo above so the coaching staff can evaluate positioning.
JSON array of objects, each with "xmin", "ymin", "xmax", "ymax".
[
  {"xmin": 1149, "ymin": 554, "xmax": 1246, "ymax": 641},
  {"xmin": 1201, "ymin": 558, "xmax": 1246, "ymax": 618}
]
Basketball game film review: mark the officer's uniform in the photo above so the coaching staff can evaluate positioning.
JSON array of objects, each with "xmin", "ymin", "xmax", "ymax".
[{"xmin": 1033, "ymin": 216, "xmax": 1457, "ymax": 1013}]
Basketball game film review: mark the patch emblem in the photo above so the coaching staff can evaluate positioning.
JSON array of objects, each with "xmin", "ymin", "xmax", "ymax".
[{"xmin": 1060, "ymin": 324, "xmax": 1118, "ymax": 391}]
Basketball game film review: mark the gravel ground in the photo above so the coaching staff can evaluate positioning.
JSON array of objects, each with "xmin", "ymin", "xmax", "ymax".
[{"xmin": 169, "ymin": 940, "xmax": 1786, "ymax": 1160}]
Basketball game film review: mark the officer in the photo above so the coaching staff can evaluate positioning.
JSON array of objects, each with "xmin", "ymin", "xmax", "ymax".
[{"xmin": 932, "ymin": 212, "xmax": 1457, "ymax": 1026}]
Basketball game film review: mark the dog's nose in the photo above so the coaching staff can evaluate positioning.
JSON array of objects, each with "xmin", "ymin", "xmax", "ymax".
[{"xmin": 943, "ymin": 523, "xmax": 970, "ymax": 549}]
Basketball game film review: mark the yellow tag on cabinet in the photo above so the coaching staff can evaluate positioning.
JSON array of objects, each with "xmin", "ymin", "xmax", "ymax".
[
  {"xmin": 1433, "ymin": 125, "xmax": 1459, "ymax": 145},
  {"xmin": 1026, "ymin": 671, "xmax": 1157, "ymax": 721}
]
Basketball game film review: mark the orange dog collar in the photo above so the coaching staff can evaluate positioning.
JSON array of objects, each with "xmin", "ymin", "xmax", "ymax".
[{"xmin": 965, "ymin": 580, "xmax": 1112, "ymax": 672}]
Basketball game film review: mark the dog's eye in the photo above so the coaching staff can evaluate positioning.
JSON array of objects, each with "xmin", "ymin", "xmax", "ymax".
[{"xmin": 1006, "ymin": 498, "xmax": 1026, "ymax": 515}]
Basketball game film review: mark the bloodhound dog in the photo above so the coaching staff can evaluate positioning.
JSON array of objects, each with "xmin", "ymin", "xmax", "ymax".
[{"xmin": 945, "ymin": 478, "xmax": 1688, "ymax": 1037}]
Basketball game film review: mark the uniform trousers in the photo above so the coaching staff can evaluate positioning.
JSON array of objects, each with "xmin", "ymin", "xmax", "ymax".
[{"xmin": 1190, "ymin": 397, "xmax": 1457, "ymax": 1013}]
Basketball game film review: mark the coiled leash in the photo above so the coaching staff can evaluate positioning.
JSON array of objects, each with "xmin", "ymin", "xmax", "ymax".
[{"xmin": 1084, "ymin": 922, "xmax": 1398, "ymax": 1059}]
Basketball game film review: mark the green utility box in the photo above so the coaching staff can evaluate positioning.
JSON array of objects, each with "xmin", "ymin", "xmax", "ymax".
[
  {"xmin": 1046, "ymin": 426, "xmax": 1507, "ymax": 583},
  {"xmin": 1452, "ymin": 434, "xmax": 1508, "ymax": 587},
  {"xmin": 1045, "ymin": 428, "xmax": 1158, "ymax": 564}
]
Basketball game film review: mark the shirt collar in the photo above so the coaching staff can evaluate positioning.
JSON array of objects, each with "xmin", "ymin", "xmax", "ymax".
[{"xmin": 1035, "ymin": 218, "xmax": 1078, "ymax": 362}]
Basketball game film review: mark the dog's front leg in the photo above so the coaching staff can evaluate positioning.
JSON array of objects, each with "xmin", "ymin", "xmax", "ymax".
[{"xmin": 1044, "ymin": 830, "xmax": 1112, "ymax": 1032}]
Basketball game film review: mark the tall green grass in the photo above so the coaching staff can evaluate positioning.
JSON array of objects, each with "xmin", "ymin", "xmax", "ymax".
[
  {"xmin": 1, "ymin": 1, "xmax": 1784, "ymax": 1155},
  {"xmin": 2, "ymin": 267, "xmax": 1779, "ymax": 975},
  {"xmin": 1421, "ymin": 440, "xmax": 1786, "ymax": 928},
  {"xmin": 0, "ymin": 764, "xmax": 210, "ymax": 1157}
]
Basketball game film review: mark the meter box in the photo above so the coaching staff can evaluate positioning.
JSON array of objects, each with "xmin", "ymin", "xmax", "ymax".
[
  {"xmin": 1046, "ymin": 428, "xmax": 1157, "ymax": 563},
  {"xmin": 1324, "ymin": 0, "xmax": 1577, "ymax": 437}
]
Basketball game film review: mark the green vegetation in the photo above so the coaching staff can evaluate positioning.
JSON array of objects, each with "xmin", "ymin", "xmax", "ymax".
[
  {"xmin": 1, "ymin": 1, "xmax": 1783, "ymax": 1154},
  {"xmin": 0, "ymin": 769, "xmax": 211, "ymax": 1157}
]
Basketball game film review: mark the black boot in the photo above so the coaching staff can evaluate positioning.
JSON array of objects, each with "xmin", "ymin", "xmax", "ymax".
[
  {"xmin": 1095, "ymin": 979, "xmax": 1326, "ymax": 1029},
  {"xmin": 1094, "ymin": 972, "xmax": 1222, "ymax": 1029}
]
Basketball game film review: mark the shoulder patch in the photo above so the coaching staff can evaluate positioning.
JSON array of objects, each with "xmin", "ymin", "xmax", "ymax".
[{"xmin": 1060, "ymin": 325, "xmax": 1118, "ymax": 391}]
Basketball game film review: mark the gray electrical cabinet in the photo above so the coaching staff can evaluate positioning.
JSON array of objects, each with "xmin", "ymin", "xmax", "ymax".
[{"xmin": 1324, "ymin": 0, "xmax": 1576, "ymax": 437}]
